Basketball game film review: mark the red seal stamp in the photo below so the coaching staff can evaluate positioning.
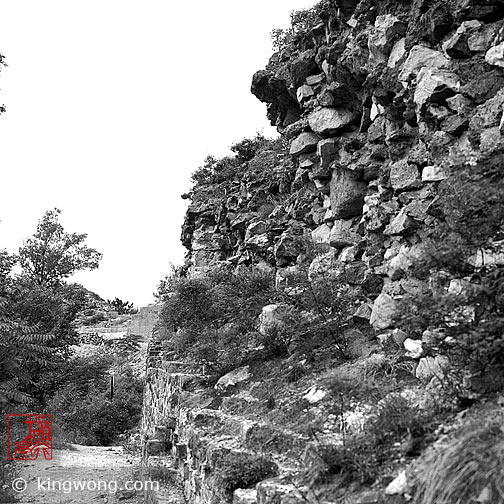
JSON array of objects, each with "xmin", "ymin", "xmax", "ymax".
[{"xmin": 8, "ymin": 413, "xmax": 52, "ymax": 461}]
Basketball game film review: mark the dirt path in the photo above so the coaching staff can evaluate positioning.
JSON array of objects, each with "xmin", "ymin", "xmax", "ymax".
[{"xmin": 14, "ymin": 444, "xmax": 144, "ymax": 503}]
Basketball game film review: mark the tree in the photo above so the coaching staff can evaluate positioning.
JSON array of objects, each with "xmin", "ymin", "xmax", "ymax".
[
  {"xmin": 18, "ymin": 208, "xmax": 102, "ymax": 287},
  {"xmin": 0, "ymin": 302, "xmax": 55, "ymax": 407},
  {"xmin": 107, "ymin": 297, "xmax": 137, "ymax": 315},
  {"xmin": 0, "ymin": 253, "xmax": 55, "ymax": 407}
]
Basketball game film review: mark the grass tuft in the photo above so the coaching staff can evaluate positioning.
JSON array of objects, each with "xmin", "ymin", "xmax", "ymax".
[{"xmin": 414, "ymin": 409, "xmax": 504, "ymax": 504}]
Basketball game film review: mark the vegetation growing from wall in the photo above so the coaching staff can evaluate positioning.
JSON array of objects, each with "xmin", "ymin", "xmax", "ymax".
[
  {"xmin": 189, "ymin": 133, "xmax": 286, "ymax": 188},
  {"xmin": 270, "ymin": 2, "xmax": 326, "ymax": 52},
  {"xmin": 157, "ymin": 250, "xmax": 358, "ymax": 376},
  {"xmin": 157, "ymin": 264, "xmax": 279, "ymax": 374}
]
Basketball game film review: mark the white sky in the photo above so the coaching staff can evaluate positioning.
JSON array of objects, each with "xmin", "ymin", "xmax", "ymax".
[{"xmin": 0, "ymin": 0, "xmax": 317, "ymax": 307}]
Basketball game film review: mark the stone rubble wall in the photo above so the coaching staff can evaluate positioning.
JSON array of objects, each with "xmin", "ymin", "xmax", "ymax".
[
  {"xmin": 140, "ymin": 360, "xmax": 315, "ymax": 504},
  {"xmin": 141, "ymin": 0, "xmax": 504, "ymax": 502},
  {"xmin": 182, "ymin": 0, "xmax": 504, "ymax": 355}
]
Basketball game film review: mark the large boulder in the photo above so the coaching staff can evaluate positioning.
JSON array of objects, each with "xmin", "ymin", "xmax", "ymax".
[
  {"xmin": 329, "ymin": 219, "xmax": 361, "ymax": 249},
  {"xmin": 416, "ymin": 356, "xmax": 450, "ymax": 382},
  {"xmin": 330, "ymin": 168, "xmax": 367, "ymax": 218},
  {"xmin": 398, "ymin": 45, "xmax": 451, "ymax": 82},
  {"xmin": 384, "ymin": 209, "xmax": 418, "ymax": 235},
  {"xmin": 368, "ymin": 14, "xmax": 406, "ymax": 66},
  {"xmin": 215, "ymin": 366, "xmax": 251, "ymax": 390},
  {"xmin": 389, "ymin": 159, "xmax": 421, "ymax": 191},
  {"xmin": 251, "ymin": 70, "xmax": 300, "ymax": 126},
  {"xmin": 296, "ymin": 85, "xmax": 315, "ymax": 105},
  {"xmin": 468, "ymin": 23, "xmax": 496, "ymax": 52},
  {"xmin": 274, "ymin": 230, "xmax": 308, "ymax": 265},
  {"xmin": 289, "ymin": 49, "xmax": 318, "ymax": 89},
  {"xmin": 422, "ymin": 165, "xmax": 448, "ymax": 181},
  {"xmin": 308, "ymin": 108, "xmax": 358, "ymax": 137},
  {"xmin": 414, "ymin": 68, "xmax": 460, "ymax": 112},
  {"xmin": 442, "ymin": 20, "xmax": 482, "ymax": 58},
  {"xmin": 312, "ymin": 224, "xmax": 332, "ymax": 252},
  {"xmin": 289, "ymin": 132, "xmax": 320, "ymax": 156},
  {"xmin": 258, "ymin": 304, "xmax": 293, "ymax": 334},
  {"xmin": 370, "ymin": 293, "xmax": 397, "ymax": 330},
  {"xmin": 485, "ymin": 41, "xmax": 504, "ymax": 68},
  {"xmin": 387, "ymin": 245, "xmax": 412, "ymax": 280}
]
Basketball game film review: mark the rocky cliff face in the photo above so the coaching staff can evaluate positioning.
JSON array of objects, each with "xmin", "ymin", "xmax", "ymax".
[{"xmin": 182, "ymin": 0, "xmax": 504, "ymax": 330}]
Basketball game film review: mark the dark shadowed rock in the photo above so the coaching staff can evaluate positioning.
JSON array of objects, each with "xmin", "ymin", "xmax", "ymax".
[
  {"xmin": 317, "ymin": 138, "xmax": 339, "ymax": 168},
  {"xmin": 289, "ymin": 132, "xmax": 320, "ymax": 156},
  {"xmin": 330, "ymin": 167, "xmax": 367, "ymax": 218},
  {"xmin": 443, "ymin": 20, "xmax": 482, "ymax": 58},
  {"xmin": 289, "ymin": 49, "xmax": 318, "ymax": 89},
  {"xmin": 251, "ymin": 70, "xmax": 301, "ymax": 126}
]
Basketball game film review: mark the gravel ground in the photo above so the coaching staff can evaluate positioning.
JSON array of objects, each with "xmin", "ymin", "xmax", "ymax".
[{"xmin": 13, "ymin": 444, "xmax": 145, "ymax": 504}]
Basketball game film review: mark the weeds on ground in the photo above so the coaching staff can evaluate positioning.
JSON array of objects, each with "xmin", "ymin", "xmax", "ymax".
[{"xmin": 307, "ymin": 393, "xmax": 435, "ymax": 486}]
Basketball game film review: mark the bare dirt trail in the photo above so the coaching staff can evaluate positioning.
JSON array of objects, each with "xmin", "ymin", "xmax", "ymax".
[{"xmin": 14, "ymin": 444, "xmax": 144, "ymax": 504}]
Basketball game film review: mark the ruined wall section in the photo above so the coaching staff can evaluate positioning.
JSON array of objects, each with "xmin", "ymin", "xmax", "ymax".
[
  {"xmin": 249, "ymin": 0, "xmax": 504, "ymax": 330},
  {"xmin": 183, "ymin": 0, "xmax": 504, "ymax": 332},
  {"xmin": 140, "ymin": 362, "xmax": 301, "ymax": 504},
  {"xmin": 141, "ymin": 1, "xmax": 504, "ymax": 502}
]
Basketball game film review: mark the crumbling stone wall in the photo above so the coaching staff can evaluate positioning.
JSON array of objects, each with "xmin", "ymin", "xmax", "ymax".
[
  {"xmin": 140, "ymin": 362, "xmax": 294, "ymax": 504},
  {"xmin": 143, "ymin": 0, "xmax": 504, "ymax": 501},
  {"xmin": 183, "ymin": 0, "xmax": 504, "ymax": 345}
]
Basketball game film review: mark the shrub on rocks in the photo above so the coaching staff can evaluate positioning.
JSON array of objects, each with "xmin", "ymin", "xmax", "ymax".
[
  {"xmin": 157, "ymin": 265, "xmax": 279, "ymax": 373},
  {"xmin": 218, "ymin": 452, "xmax": 278, "ymax": 495},
  {"xmin": 307, "ymin": 393, "xmax": 435, "ymax": 486}
]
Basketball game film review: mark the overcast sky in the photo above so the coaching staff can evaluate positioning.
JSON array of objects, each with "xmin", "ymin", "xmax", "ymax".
[{"xmin": 0, "ymin": 0, "xmax": 317, "ymax": 307}]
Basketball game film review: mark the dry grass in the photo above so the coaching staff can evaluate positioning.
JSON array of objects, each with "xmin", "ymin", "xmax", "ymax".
[{"xmin": 413, "ymin": 408, "xmax": 504, "ymax": 504}]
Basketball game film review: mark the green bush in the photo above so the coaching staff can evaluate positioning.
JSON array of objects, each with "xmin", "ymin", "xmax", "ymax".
[
  {"xmin": 280, "ymin": 263, "xmax": 357, "ymax": 359},
  {"xmin": 270, "ymin": 3, "xmax": 324, "ymax": 51},
  {"xmin": 189, "ymin": 134, "xmax": 287, "ymax": 189},
  {"xmin": 219, "ymin": 452, "xmax": 278, "ymax": 494},
  {"xmin": 158, "ymin": 265, "xmax": 279, "ymax": 373}
]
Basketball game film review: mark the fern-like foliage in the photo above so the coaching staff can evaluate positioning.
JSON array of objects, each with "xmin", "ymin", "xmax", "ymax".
[{"xmin": 0, "ymin": 297, "xmax": 55, "ymax": 407}]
